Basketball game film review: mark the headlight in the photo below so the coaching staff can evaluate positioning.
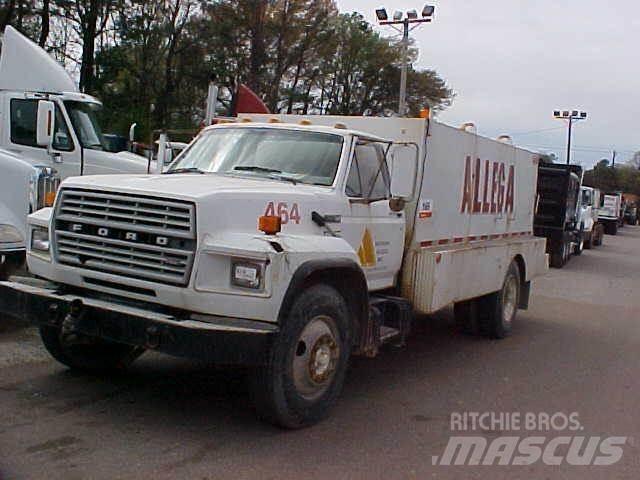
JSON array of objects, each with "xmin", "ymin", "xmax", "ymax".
[
  {"xmin": 30, "ymin": 166, "xmax": 60, "ymax": 211},
  {"xmin": 0, "ymin": 224, "xmax": 24, "ymax": 244},
  {"xmin": 31, "ymin": 226, "xmax": 50, "ymax": 252},
  {"xmin": 231, "ymin": 260, "xmax": 264, "ymax": 289}
]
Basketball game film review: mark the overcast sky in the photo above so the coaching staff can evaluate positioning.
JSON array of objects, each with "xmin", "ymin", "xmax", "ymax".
[{"xmin": 337, "ymin": 0, "xmax": 639, "ymax": 168}]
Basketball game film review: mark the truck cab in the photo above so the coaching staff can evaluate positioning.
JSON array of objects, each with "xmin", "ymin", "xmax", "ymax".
[
  {"xmin": 579, "ymin": 186, "xmax": 604, "ymax": 248},
  {"xmin": 0, "ymin": 26, "xmax": 150, "ymax": 275},
  {"xmin": 0, "ymin": 26, "xmax": 149, "ymax": 178}
]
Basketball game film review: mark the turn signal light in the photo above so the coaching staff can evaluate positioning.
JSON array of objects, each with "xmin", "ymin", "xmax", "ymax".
[
  {"xmin": 44, "ymin": 191, "xmax": 56, "ymax": 207},
  {"xmin": 258, "ymin": 215, "xmax": 281, "ymax": 235}
]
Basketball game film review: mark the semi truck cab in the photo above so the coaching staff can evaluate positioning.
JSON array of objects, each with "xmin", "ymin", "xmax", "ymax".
[{"xmin": 0, "ymin": 26, "xmax": 150, "ymax": 275}]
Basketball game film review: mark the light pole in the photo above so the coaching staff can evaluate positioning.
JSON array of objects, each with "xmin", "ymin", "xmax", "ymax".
[
  {"xmin": 553, "ymin": 109, "xmax": 587, "ymax": 165},
  {"xmin": 376, "ymin": 5, "xmax": 435, "ymax": 116}
]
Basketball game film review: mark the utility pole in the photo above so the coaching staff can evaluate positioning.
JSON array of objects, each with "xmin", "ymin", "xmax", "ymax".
[
  {"xmin": 612, "ymin": 150, "xmax": 616, "ymax": 169},
  {"xmin": 553, "ymin": 110, "xmax": 588, "ymax": 165},
  {"xmin": 376, "ymin": 5, "xmax": 435, "ymax": 117},
  {"xmin": 399, "ymin": 21, "xmax": 410, "ymax": 116},
  {"xmin": 566, "ymin": 115, "xmax": 573, "ymax": 165}
]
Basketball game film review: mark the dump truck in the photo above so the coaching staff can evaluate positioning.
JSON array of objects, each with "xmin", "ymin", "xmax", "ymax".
[
  {"xmin": 533, "ymin": 163, "xmax": 582, "ymax": 268},
  {"xmin": 0, "ymin": 114, "xmax": 547, "ymax": 428}
]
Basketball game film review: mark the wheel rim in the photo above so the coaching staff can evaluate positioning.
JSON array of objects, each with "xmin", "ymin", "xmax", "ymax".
[
  {"xmin": 292, "ymin": 315, "xmax": 340, "ymax": 401},
  {"xmin": 502, "ymin": 274, "xmax": 518, "ymax": 326}
]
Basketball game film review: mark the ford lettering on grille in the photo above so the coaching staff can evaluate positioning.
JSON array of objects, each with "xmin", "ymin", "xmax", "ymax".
[{"xmin": 53, "ymin": 189, "xmax": 196, "ymax": 286}]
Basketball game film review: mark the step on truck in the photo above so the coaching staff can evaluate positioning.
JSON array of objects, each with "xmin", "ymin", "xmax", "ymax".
[
  {"xmin": 579, "ymin": 186, "xmax": 604, "ymax": 248},
  {"xmin": 0, "ymin": 114, "xmax": 547, "ymax": 428},
  {"xmin": 0, "ymin": 26, "xmax": 150, "ymax": 278},
  {"xmin": 533, "ymin": 163, "xmax": 583, "ymax": 268}
]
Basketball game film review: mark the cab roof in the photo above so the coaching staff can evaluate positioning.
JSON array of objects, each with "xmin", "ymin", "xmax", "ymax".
[{"xmin": 202, "ymin": 121, "xmax": 392, "ymax": 144}]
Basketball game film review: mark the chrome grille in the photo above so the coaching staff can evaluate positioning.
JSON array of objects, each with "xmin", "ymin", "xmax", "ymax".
[{"xmin": 53, "ymin": 189, "xmax": 196, "ymax": 286}]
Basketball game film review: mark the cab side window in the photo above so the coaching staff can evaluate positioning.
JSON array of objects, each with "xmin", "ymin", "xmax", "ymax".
[
  {"xmin": 10, "ymin": 99, "xmax": 73, "ymax": 151},
  {"xmin": 346, "ymin": 142, "xmax": 390, "ymax": 199}
]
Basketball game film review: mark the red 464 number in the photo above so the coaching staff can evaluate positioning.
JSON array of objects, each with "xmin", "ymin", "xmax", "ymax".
[{"xmin": 264, "ymin": 202, "xmax": 301, "ymax": 224}]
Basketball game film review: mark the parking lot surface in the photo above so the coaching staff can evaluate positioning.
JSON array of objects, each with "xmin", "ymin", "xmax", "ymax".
[{"xmin": 1, "ymin": 228, "xmax": 639, "ymax": 479}]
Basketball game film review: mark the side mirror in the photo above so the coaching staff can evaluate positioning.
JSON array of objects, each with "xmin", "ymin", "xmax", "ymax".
[
  {"xmin": 36, "ymin": 100, "xmax": 56, "ymax": 147},
  {"xmin": 389, "ymin": 142, "xmax": 419, "ymax": 202}
]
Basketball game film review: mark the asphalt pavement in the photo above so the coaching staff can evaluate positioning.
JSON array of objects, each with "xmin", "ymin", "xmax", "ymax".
[{"xmin": 1, "ymin": 227, "xmax": 639, "ymax": 479}]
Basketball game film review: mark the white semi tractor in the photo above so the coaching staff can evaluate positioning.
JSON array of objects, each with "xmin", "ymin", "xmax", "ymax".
[
  {"xmin": 0, "ymin": 26, "xmax": 150, "ymax": 276},
  {"xmin": 0, "ymin": 114, "xmax": 547, "ymax": 428}
]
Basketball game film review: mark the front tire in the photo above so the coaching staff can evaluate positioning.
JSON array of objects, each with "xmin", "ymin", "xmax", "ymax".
[
  {"xmin": 249, "ymin": 284, "xmax": 352, "ymax": 429},
  {"xmin": 40, "ymin": 325, "xmax": 144, "ymax": 372},
  {"xmin": 478, "ymin": 261, "xmax": 520, "ymax": 339}
]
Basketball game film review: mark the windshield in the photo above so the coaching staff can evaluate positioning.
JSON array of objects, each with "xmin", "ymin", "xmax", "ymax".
[
  {"xmin": 167, "ymin": 127, "xmax": 344, "ymax": 186},
  {"xmin": 64, "ymin": 101, "xmax": 106, "ymax": 150}
]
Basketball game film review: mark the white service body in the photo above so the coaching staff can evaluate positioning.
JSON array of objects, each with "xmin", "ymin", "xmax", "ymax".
[
  {"xmin": 599, "ymin": 193, "xmax": 622, "ymax": 222},
  {"xmin": 26, "ymin": 114, "xmax": 547, "ymax": 324}
]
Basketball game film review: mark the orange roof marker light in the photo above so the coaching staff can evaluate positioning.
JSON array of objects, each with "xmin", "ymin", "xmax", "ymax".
[
  {"xmin": 334, "ymin": 123, "xmax": 347, "ymax": 130},
  {"xmin": 240, "ymin": 117, "xmax": 252, "ymax": 123},
  {"xmin": 299, "ymin": 119, "xmax": 312, "ymax": 126},
  {"xmin": 258, "ymin": 215, "xmax": 281, "ymax": 235},
  {"xmin": 268, "ymin": 117, "xmax": 281, "ymax": 123},
  {"xmin": 419, "ymin": 106, "xmax": 431, "ymax": 119}
]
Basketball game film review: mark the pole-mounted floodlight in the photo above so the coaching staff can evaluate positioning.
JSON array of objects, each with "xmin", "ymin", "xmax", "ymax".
[
  {"xmin": 375, "ymin": 8, "xmax": 388, "ymax": 21},
  {"xmin": 553, "ymin": 108, "xmax": 588, "ymax": 165},
  {"xmin": 376, "ymin": 4, "xmax": 436, "ymax": 116},
  {"xmin": 422, "ymin": 4, "xmax": 435, "ymax": 17}
]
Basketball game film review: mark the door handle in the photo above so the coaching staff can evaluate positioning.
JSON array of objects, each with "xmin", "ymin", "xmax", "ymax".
[{"xmin": 50, "ymin": 152, "xmax": 63, "ymax": 163}]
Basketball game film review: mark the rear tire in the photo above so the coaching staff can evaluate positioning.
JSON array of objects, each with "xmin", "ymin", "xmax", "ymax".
[
  {"xmin": 593, "ymin": 225, "xmax": 603, "ymax": 246},
  {"xmin": 249, "ymin": 284, "xmax": 352, "ymax": 429},
  {"xmin": 40, "ymin": 325, "xmax": 144, "ymax": 372},
  {"xmin": 574, "ymin": 236, "xmax": 584, "ymax": 255},
  {"xmin": 478, "ymin": 261, "xmax": 520, "ymax": 339},
  {"xmin": 550, "ymin": 241, "xmax": 566, "ymax": 268}
]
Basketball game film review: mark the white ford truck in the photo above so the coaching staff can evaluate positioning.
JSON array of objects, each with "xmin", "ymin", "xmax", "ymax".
[
  {"xmin": 0, "ymin": 114, "xmax": 547, "ymax": 427},
  {"xmin": 0, "ymin": 26, "xmax": 150, "ymax": 276},
  {"xmin": 579, "ymin": 186, "xmax": 604, "ymax": 248}
]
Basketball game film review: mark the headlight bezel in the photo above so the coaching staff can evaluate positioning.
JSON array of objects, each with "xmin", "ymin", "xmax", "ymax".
[
  {"xmin": 30, "ymin": 226, "xmax": 50, "ymax": 254},
  {"xmin": 230, "ymin": 258, "xmax": 265, "ymax": 290}
]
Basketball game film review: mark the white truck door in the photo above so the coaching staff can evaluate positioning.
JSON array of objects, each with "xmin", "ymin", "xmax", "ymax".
[
  {"xmin": 341, "ymin": 139, "xmax": 405, "ymax": 291},
  {"xmin": 7, "ymin": 96, "xmax": 81, "ymax": 178}
]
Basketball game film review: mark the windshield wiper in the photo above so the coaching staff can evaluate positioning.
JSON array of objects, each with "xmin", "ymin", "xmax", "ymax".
[
  {"xmin": 166, "ymin": 167, "xmax": 206, "ymax": 174},
  {"xmin": 233, "ymin": 165, "xmax": 282, "ymax": 174}
]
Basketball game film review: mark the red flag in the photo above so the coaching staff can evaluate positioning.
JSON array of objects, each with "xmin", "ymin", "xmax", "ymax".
[{"xmin": 234, "ymin": 84, "xmax": 270, "ymax": 114}]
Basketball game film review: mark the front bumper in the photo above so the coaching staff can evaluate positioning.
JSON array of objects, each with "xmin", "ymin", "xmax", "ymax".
[{"xmin": 0, "ymin": 280, "xmax": 277, "ymax": 366}]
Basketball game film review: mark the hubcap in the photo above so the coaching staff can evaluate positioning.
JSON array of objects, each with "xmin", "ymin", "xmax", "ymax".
[
  {"xmin": 292, "ymin": 315, "xmax": 340, "ymax": 400},
  {"xmin": 502, "ymin": 274, "xmax": 518, "ymax": 326}
]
